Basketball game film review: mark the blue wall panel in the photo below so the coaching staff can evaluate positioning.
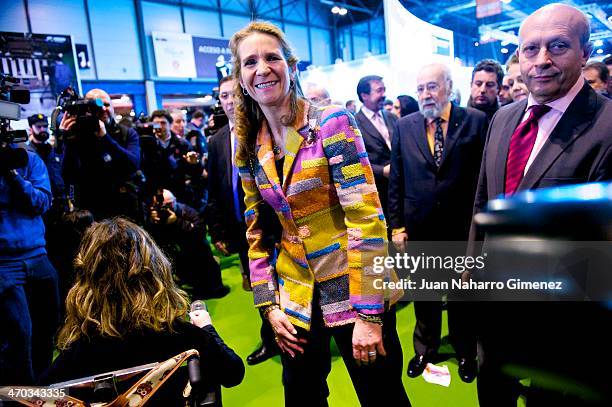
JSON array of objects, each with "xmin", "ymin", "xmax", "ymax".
[
  {"xmin": 0, "ymin": 1, "xmax": 29, "ymax": 33},
  {"xmin": 311, "ymin": 28, "xmax": 332, "ymax": 66},
  {"xmin": 221, "ymin": 14, "xmax": 251, "ymax": 38},
  {"xmin": 88, "ymin": 0, "xmax": 143, "ymax": 80},
  {"xmin": 284, "ymin": 23, "xmax": 310, "ymax": 62},
  {"xmin": 142, "ymin": 1, "xmax": 183, "ymax": 78},
  {"xmin": 184, "ymin": 8, "xmax": 222, "ymax": 38},
  {"xmin": 28, "ymin": 0, "xmax": 96, "ymax": 79}
]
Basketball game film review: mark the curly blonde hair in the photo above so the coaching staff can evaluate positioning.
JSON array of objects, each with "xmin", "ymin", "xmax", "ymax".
[
  {"xmin": 57, "ymin": 217, "xmax": 189, "ymax": 350},
  {"xmin": 229, "ymin": 21, "xmax": 305, "ymax": 162}
]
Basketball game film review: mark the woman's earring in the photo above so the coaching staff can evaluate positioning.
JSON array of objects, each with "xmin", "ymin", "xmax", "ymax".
[{"xmin": 242, "ymin": 87, "xmax": 248, "ymax": 96}]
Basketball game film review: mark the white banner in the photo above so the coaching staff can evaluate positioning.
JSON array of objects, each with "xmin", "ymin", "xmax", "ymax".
[{"xmin": 152, "ymin": 31, "xmax": 197, "ymax": 78}]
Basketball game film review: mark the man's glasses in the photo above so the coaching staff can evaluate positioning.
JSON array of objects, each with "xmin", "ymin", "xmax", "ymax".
[{"xmin": 416, "ymin": 83, "xmax": 440, "ymax": 95}]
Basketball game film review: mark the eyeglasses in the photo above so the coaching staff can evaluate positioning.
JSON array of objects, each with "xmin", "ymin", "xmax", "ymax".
[{"xmin": 416, "ymin": 82, "xmax": 441, "ymax": 95}]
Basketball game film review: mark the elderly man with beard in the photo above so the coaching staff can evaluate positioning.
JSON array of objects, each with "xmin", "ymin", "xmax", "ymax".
[{"xmin": 388, "ymin": 63, "xmax": 488, "ymax": 383}]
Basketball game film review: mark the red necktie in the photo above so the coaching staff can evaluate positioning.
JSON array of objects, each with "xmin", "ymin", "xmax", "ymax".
[{"xmin": 504, "ymin": 104, "xmax": 551, "ymax": 195}]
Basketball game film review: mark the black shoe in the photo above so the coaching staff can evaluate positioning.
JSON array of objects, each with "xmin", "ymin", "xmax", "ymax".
[
  {"xmin": 458, "ymin": 357, "xmax": 477, "ymax": 383},
  {"xmin": 202, "ymin": 285, "xmax": 230, "ymax": 299},
  {"xmin": 407, "ymin": 354, "xmax": 428, "ymax": 378},
  {"xmin": 246, "ymin": 345, "xmax": 278, "ymax": 365}
]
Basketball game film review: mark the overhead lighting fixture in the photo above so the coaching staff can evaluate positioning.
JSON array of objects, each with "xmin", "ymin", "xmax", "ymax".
[
  {"xmin": 501, "ymin": 48, "xmax": 509, "ymax": 54},
  {"xmin": 474, "ymin": 41, "xmax": 480, "ymax": 47},
  {"xmin": 331, "ymin": 4, "xmax": 347, "ymax": 15},
  {"xmin": 596, "ymin": 49, "xmax": 604, "ymax": 54},
  {"xmin": 594, "ymin": 39, "xmax": 604, "ymax": 47}
]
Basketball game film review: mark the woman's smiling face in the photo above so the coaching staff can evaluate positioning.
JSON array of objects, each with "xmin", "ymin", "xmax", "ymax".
[{"xmin": 238, "ymin": 32, "xmax": 294, "ymax": 109}]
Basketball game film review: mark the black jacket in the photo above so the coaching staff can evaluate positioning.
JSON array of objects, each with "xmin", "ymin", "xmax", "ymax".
[
  {"xmin": 389, "ymin": 104, "xmax": 488, "ymax": 240},
  {"xmin": 40, "ymin": 320, "xmax": 244, "ymax": 406}
]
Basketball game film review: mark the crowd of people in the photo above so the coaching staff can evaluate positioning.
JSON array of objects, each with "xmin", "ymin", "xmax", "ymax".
[{"xmin": 1, "ymin": 2, "xmax": 612, "ymax": 406}]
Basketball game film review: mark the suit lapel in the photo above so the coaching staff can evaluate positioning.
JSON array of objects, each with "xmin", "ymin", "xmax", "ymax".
[
  {"xmin": 518, "ymin": 84, "xmax": 597, "ymax": 191},
  {"xmin": 412, "ymin": 113, "xmax": 436, "ymax": 168},
  {"xmin": 357, "ymin": 110, "xmax": 384, "ymax": 144},
  {"xmin": 493, "ymin": 100, "xmax": 527, "ymax": 195},
  {"xmin": 439, "ymin": 104, "xmax": 463, "ymax": 168}
]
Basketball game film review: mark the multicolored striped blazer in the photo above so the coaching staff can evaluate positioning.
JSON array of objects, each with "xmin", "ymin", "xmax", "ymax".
[{"xmin": 237, "ymin": 103, "xmax": 402, "ymax": 331}]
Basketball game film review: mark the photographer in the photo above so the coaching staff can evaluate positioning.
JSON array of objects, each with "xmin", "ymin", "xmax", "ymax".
[
  {"xmin": 0, "ymin": 143, "xmax": 60, "ymax": 384},
  {"xmin": 60, "ymin": 88, "xmax": 140, "ymax": 220},
  {"xmin": 146, "ymin": 189, "xmax": 228, "ymax": 299},
  {"xmin": 25, "ymin": 114, "xmax": 65, "ymax": 203},
  {"xmin": 140, "ymin": 109, "xmax": 205, "ymax": 211}
]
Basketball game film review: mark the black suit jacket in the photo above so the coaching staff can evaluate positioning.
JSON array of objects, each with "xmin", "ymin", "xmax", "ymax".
[
  {"xmin": 355, "ymin": 108, "xmax": 397, "ymax": 217},
  {"xmin": 206, "ymin": 125, "xmax": 246, "ymax": 250},
  {"xmin": 470, "ymin": 83, "xmax": 612, "ymax": 241},
  {"xmin": 388, "ymin": 105, "xmax": 488, "ymax": 240}
]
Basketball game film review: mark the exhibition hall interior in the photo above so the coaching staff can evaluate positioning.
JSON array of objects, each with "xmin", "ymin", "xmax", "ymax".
[{"xmin": 1, "ymin": 0, "xmax": 611, "ymax": 406}]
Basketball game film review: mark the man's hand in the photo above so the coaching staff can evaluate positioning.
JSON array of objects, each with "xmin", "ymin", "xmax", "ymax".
[
  {"xmin": 383, "ymin": 164, "xmax": 391, "ymax": 178},
  {"xmin": 214, "ymin": 241, "xmax": 231, "ymax": 256},
  {"xmin": 59, "ymin": 113, "xmax": 76, "ymax": 132},
  {"xmin": 392, "ymin": 231, "xmax": 408, "ymax": 253},
  {"xmin": 150, "ymin": 208, "xmax": 177, "ymax": 224},
  {"xmin": 184, "ymin": 151, "xmax": 199, "ymax": 165},
  {"xmin": 95, "ymin": 119, "xmax": 107, "ymax": 138}
]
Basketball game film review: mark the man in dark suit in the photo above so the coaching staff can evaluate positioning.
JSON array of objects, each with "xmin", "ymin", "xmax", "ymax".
[
  {"xmin": 471, "ymin": 4, "xmax": 612, "ymax": 406},
  {"xmin": 206, "ymin": 76, "xmax": 278, "ymax": 365},
  {"xmin": 355, "ymin": 75, "xmax": 397, "ymax": 219},
  {"xmin": 389, "ymin": 63, "xmax": 488, "ymax": 383}
]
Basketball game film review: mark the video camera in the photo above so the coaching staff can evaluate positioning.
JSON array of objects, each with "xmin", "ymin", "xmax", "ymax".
[
  {"xmin": 0, "ymin": 73, "xmax": 30, "ymax": 172},
  {"xmin": 51, "ymin": 87, "xmax": 104, "ymax": 142}
]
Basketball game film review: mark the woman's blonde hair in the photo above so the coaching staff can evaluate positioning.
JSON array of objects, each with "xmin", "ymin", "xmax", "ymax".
[
  {"xmin": 229, "ymin": 21, "xmax": 305, "ymax": 161},
  {"xmin": 57, "ymin": 217, "xmax": 189, "ymax": 350}
]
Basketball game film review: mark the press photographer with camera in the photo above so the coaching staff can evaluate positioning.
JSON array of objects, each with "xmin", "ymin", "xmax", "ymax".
[
  {"xmin": 146, "ymin": 189, "xmax": 228, "ymax": 299},
  {"xmin": 1, "ymin": 102, "xmax": 60, "ymax": 384},
  {"xmin": 59, "ymin": 88, "xmax": 140, "ymax": 220},
  {"xmin": 140, "ymin": 109, "xmax": 206, "ymax": 212}
]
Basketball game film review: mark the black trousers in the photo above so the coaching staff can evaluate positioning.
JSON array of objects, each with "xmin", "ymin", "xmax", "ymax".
[
  {"xmin": 413, "ymin": 300, "xmax": 476, "ymax": 359},
  {"xmin": 280, "ymin": 306, "xmax": 410, "ymax": 407}
]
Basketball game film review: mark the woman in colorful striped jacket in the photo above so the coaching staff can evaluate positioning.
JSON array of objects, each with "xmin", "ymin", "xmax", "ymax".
[{"xmin": 230, "ymin": 21, "xmax": 410, "ymax": 406}]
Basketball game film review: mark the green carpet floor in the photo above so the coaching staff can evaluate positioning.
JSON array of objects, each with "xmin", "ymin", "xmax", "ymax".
[{"xmin": 204, "ymin": 253, "xmax": 524, "ymax": 407}]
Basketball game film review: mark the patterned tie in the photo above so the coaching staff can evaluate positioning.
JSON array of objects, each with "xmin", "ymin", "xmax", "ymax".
[
  {"xmin": 433, "ymin": 118, "xmax": 444, "ymax": 167},
  {"xmin": 504, "ymin": 104, "xmax": 552, "ymax": 195}
]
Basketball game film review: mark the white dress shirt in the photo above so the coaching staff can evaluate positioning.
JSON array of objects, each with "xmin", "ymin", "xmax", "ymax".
[
  {"xmin": 522, "ymin": 76, "xmax": 584, "ymax": 174},
  {"xmin": 361, "ymin": 105, "xmax": 391, "ymax": 149}
]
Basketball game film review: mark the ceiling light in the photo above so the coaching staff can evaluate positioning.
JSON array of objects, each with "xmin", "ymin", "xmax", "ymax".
[
  {"xmin": 596, "ymin": 49, "xmax": 604, "ymax": 54},
  {"xmin": 338, "ymin": 7, "xmax": 348, "ymax": 16},
  {"xmin": 501, "ymin": 48, "xmax": 509, "ymax": 54},
  {"xmin": 331, "ymin": 5, "xmax": 340, "ymax": 14},
  {"xmin": 474, "ymin": 41, "xmax": 480, "ymax": 47},
  {"xmin": 594, "ymin": 39, "xmax": 604, "ymax": 47}
]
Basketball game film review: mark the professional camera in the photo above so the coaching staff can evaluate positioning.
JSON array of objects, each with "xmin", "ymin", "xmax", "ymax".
[
  {"xmin": 1, "ymin": 73, "xmax": 30, "ymax": 172},
  {"xmin": 151, "ymin": 190, "xmax": 172, "ymax": 223},
  {"xmin": 204, "ymin": 105, "xmax": 228, "ymax": 138},
  {"xmin": 51, "ymin": 87, "xmax": 104, "ymax": 142}
]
